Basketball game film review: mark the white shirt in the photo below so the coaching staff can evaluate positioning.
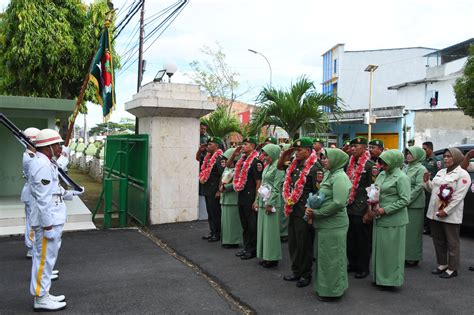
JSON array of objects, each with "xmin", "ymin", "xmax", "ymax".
[
  {"xmin": 28, "ymin": 152, "xmax": 67, "ymax": 227},
  {"xmin": 424, "ymin": 165, "xmax": 471, "ymax": 224},
  {"xmin": 20, "ymin": 151, "xmax": 35, "ymax": 204}
]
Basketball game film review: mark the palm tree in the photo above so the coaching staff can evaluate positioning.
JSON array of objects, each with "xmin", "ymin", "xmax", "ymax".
[
  {"xmin": 253, "ymin": 76, "xmax": 342, "ymax": 139},
  {"xmin": 200, "ymin": 105, "xmax": 241, "ymax": 139}
]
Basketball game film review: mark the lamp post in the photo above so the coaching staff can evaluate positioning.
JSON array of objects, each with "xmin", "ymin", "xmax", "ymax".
[
  {"xmin": 248, "ymin": 49, "xmax": 272, "ymax": 86},
  {"xmin": 163, "ymin": 61, "xmax": 177, "ymax": 83},
  {"xmin": 364, "ymin": 64, "xmax": 378, "ymax": 141}
]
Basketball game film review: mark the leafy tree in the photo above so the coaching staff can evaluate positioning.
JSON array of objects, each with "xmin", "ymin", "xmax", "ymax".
[
  {"xmin": 89, "ymin": 118, "xmax": 135, "ymax": 136},
  {"xmin": 253, "ymin": 76, "xmax": 341, "ymax": 139},
  {"xmin": 189, "ymin": 42, "xmax": 247, "ymax": 111},
  {"xmin": 200, "ymin": 105, "xmax": 241, "ymax": 139},
  {"xmin": 454, "ymin": 45, "xmax": 474, "ymax": 118},
  {"xmin": 0, "ymin": 0, "xmax": 120, "ymax": 113}
]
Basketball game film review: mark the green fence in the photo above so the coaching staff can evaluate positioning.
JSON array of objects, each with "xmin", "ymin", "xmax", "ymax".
[{"xmin": 94, "ymin": 134, "xmax": 149, "ymax": 227}]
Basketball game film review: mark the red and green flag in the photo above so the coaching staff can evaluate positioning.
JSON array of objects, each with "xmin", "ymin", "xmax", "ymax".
[{"xmin": 89, "ymin": 27, "xmax": 115, "ymax": 121}]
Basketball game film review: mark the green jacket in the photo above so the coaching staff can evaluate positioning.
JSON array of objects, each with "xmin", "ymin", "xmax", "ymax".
[
  {"xmin": 347, "ymin": 155, "xmax": 376, "ymax": 216},
  {"xmin": 375, "ymin": 150, "xmax": 410, "ymax": 227},
  {"xmin": 403, "ymin": 146, "xmax": 427, "ymax": 209},
  {"xmin": 312, "ymin": 148, "xmax": 351, "ymax": 229},
  {"xmin": 422, "ymin": 155, "xmax": 443, "ymax": 180},
  {"xmin": 257, "ymin": 144, "xmax": 285, "ymax": 208}
]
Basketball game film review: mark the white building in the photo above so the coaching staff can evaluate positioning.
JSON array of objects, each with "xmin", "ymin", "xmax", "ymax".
[{"xmin": 388, "ymin": 38, "xmax": 474, "ymax": 148}]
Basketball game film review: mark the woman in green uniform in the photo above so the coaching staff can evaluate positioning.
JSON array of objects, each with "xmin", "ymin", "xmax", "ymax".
[
  {"xmin": 220, "ymin": 148, "xmax": 243, "ymax": 248},
  {"xmin": 305, "ymin": 148, "xmax": 351, "ymax": 301},
  {"xmin": 404, "ymin": 146, "xmax": 427, "ymax": 267},
  {"xmin": 371, "ymin": 149, "xmax": 410, "ymax": 288},
  {"xmin": 256, "ymin": 144, "xmax": 285, "ymax": 267}
]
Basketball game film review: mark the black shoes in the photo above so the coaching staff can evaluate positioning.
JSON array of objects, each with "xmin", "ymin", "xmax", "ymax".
[
  {"xmin": 222, "ymin": 244, "xmax": 239, "ymax": 249},
  {"xmin": 469, "ymin": 266, "xmax": 474, "ymax": 272},
  {"xmin": 318, "ymin": 296, "xmax": 340, "ymax": 302},
  {"xmin": 405, "ymin": 261, "xmax": 419, "ymax": 267},
  {"xmin": 208, "ymin": 235, "xmax": 220, "ymax": 242},
  {"xmin": 431, "ymin": 267, "xmax": 448, "ymax": 275},
  {"xmin": 283, "ymin": 274, "xmax": 300, "ymax": 282},
  {"xmin": 354, "ymin": 271, "xmax": 369, "ymax": 279},
  {"xmin": 202, "ymin": 234, "xmax": 212, "ymax": 240},
  {"xmin": 262, "ymin": 261, "xmax": 278, "ymax": 268},
  {"xmin": 296, "ymin": 277, "xmax": 311, "ymax": 288},
  {"xmin": 235, "ymin": 250, "xmax": 247, "ymax": 257},
  {"xmin": 241, "ymin": 252, "xmax": 256, "ymax": 260},
  {"xmin": 280, "ymin": 236, "xmax": 288, "ymax": 243},
  {"xmin": 439, "ymin": 270, "xmax": 458, "ymax": 279}
]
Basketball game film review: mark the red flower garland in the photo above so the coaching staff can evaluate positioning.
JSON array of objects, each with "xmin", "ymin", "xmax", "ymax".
[
  {"xmin": 282, "ymin": 150, "xmax": 317, "ymax": 216},
  {"xmin": 199, "ymin": 149, "xmax": 223, "ymax": 184},
  {"xmin": 233, "ymin": 150, "xmax": 259, "ymax": 192},
  {"xmin": 346, "ymin": 150, "xmax": 370, "ymax": 204},
  {"xmin": 437, "ymin": 184, "xmax": 454, "ymax": 211}
]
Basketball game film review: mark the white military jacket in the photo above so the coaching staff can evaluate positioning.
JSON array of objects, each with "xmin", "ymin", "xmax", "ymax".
[
  {"xmin": 28, "ymin": 152, "xmax": 67, "ymax": 227},
  {"xmin": 20, "ymin": 151, "xmax": 35, "ymax": 204}
]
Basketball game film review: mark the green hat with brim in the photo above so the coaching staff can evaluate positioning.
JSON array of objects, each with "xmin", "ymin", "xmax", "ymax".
[
  {"xmin": 369, "ymin": 139, "xmax": 384, "ymax": 148},
  {"xmin": 264, "ymin": 136, "xmax": 277, "ymax": 144},
  {"xmin": 313, "ymin": 137, "xmax": 323, "ymax": 143},
  {"xmin": 293, "ymin": 137, "xmax": 314, "ymax": 148},
  {"xmin": 207, "ymin": 136, "xmax": 222, "ymax": 145},
  {"xmin": 350, "ymin": 136, "xmax": 368, "ymax": 145},
  {"xmin": 242, "ymin": 136, "xmax": 258, "ymax": 145}
]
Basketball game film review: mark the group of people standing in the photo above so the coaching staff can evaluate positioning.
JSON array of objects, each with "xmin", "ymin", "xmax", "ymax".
[
  {"xmin": 19, "ymin": 127, "xmax": 81, "ymax": 311},
  {"xmin": 197, "ymin": 130, "xmax": 472, "ymax": 302}
]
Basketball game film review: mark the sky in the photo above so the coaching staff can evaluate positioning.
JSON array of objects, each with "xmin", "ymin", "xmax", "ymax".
[{"xmin": 1, "ymin": 0, "xmax": 473, "ymax": 130}]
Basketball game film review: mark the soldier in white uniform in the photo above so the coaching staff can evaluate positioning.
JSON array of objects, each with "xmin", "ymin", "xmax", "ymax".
[
  {"xmin": 28, "ymin": 129, "xmax": 82, "ymax": 311},
  {"xmin": 21, "ymin": 127, "xmax": 40, "ymax": 258}
]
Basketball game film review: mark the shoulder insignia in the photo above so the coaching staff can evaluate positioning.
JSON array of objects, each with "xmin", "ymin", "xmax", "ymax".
[
  {"xmin": 436, "ymin": 161, "xmax": 442, "ymax": 169},
  {"xmin": 257, "ymin": 162, "xmax": 263, "ymax": 172},
  {"xmin": 316, "ymin": 171, "xmax": 323, "ymax": 182},
  {"xmin": 41, "ymin": 179, "xmax": 51, "ymax": 185},
  {"xmin": 220, "ymin": 160, "xmax": 226, "ymax": 168}
]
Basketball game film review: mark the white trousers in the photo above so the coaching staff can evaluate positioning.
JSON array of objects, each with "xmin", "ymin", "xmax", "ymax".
[
  {"xmin": 24, "ymin": 203, "xmax": 34, "ymax": 250},
  {"xmin": 30, "ymin": 225, "xmax": 63, "ymax": 297}
]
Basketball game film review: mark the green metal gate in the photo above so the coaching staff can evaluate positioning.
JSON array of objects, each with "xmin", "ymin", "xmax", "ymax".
[{"xmin": 94, "ymin": 134, "xmax": 149, "ymax": 227}]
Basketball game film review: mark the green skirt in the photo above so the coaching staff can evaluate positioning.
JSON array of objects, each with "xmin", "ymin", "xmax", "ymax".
[
  {"xmin": 256, "ymin": 207, "xmax": 282, "ymax": 261},
  {"xmin": 221, "ymin": 204, "xmax": 243, "ymax": 245},
  {"xmin": 313, "ymin": 226, "xmax": 349, "ymax": 297},
  {"xmin": 405, "ymin": 207, "xmax": 424, "ymax": 261},
  {"xmin": 372, "ymin": 224, "xmax": 406, "ymax": 287}
]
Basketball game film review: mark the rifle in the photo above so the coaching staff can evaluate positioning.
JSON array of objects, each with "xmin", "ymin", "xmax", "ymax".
[{"xmin": 0, "ymin": 113, "xmax": 84, "ymax": 193}]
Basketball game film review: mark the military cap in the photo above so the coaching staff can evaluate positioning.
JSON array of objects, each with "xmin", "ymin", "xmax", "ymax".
[
  {"xmin": 242, "ymin": 136, "xmax": 258, "ymax": 145},
  {"xmin": 369, "ymin": 139, "xmax": 384, "ymax": 148},
  {"xmin": 313, "ymin": 137, "xmax": 323, "ymax": 143},
  {"xmin": 293, "ymin": 137, "xmax": 314, "ymax": 148},
  {"xmin": 264, "ymin": 136, "xmax": 277, "ymax": 144},
  {"xmin": 343, "ymin": 139, "xmax": 351, "ymax": 146},
  {"xmin": 350, "ymin": 136, "xmax": 368, "ymax": 145},
  {"xmin": 408, "ymin": 138, "xmax": 415, "ymax": 145},
  {"xmin": 207, "ymin": 136, "xmax": 222, "ymax": 145}
]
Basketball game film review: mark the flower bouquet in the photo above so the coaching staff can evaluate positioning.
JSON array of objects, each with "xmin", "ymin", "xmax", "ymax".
[
  {"xmin": 436, "ymin": 184, "xmax": 454, "ymax": 216},
  {"xmin": 303, "ymin": 191, "xmax": 326, "ymax": 224},
  {"xmin": 364, "ymin": 184, "xmax": 380, "ymax": 223}
]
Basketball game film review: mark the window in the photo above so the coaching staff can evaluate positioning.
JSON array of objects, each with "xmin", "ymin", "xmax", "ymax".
[{"xmin": 334, "ymin": 59, "xmax": 337, "ymax": 74}]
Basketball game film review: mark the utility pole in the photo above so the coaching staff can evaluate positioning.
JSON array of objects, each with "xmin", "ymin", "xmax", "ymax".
[{"xmin": 135, "ymin": 0, "xmax": 145, "ymax": 134}]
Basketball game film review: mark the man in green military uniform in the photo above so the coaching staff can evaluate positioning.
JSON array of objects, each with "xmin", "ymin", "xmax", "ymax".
[
  {"xmin": 421, "ymin": 141, "xmax": 443, "ymax": 234},
  {"xmin": 346, "ymin": 136, "xmax": 376, "ymax": 279},
  {"xmin": 198, "ymin": 137, "xmax": 225, "ymax": 242},
  {"xmin": 278, "ymin": 137, "xmax": 323, "ymax": 288},
  {"xmin": 313, "ymin": 137, "xmax": 324, "ymax": 159}
]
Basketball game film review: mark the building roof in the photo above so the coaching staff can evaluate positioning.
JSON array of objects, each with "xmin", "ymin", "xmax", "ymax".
[
  {"xmin": 345, "ymin": 46, "xmax": 437, "ymax": 53},
  {"xmin": 0, "ymin": 95, "xmax": 75, "ymax": 112},
  {"xmin": 424, "ymin": 38, "xmax": 474, "ymax": 57}
]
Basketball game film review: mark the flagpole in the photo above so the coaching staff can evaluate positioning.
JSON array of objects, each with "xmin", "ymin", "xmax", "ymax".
[{"xmin": 64, "ymin": 12, "xmax": 114, "ymax": 146}]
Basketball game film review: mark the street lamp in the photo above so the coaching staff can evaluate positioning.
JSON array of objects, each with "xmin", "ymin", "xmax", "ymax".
[
  {"xmin": 163, "ymin": 61, "xmax": 177, "ymax": 83},
  {"xmin": 248, "ymin": 49, "xmax": 272, "ymax": 86},
  {"xmin": 364, "ymin": 64, "xmax": 378, "ymax": 141}
]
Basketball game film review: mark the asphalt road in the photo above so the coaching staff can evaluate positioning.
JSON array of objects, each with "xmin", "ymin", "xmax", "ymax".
[{"xmin": 1, "ymin": 223, "xmax": 473, "ymax": 314}]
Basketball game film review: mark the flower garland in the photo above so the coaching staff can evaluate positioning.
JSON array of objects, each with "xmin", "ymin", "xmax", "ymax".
[
  {"xmin": 282, "ymin": 150, "xmax": 317, "ymax": 216},
  {"xmin": 199, "ymin": 149, "xmax": 223, "ymax": 184},
  {"xmin": 233, "ymin": 150, "xmax": 259, "ymax": 191},
  {"xmin": 346, "ymin": 150, "xmax": 371, "ymax": 204}
]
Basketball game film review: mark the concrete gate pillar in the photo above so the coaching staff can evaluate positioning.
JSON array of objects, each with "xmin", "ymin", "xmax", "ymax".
[{"xmin": 126, "ymin": 82, "xmax": 215, "ymax": 224}]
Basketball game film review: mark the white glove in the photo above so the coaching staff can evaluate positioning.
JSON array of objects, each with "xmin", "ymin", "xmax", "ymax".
[
  {"xmin": 43, "ymin": 228, "xmax": 58, "ymax": 240},
  {"xmin": 73, "ymin": 186, "xmax": 85, "ymax": 195},
  {"xmin": 63, "ymin": 190, "xmax": 74, "ymax": 201}
]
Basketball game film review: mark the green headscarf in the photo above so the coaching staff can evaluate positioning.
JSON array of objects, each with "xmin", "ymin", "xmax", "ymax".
[
  {"xmin": 406, "ymin": 146, "xmax": 426, "ymax": 164},
  {"xmin": 324, "ymin": 148, "xmax": 349, "ymax": 172},
  {"xmin": 262, "ymin": 144, "xmax": 281, "ymax": 164},
  {"xmin": 379, "ymin": 149, "xmax": 404, "ymax": 173}
]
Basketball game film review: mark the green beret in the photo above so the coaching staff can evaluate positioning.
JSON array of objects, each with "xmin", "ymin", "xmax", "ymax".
[
  {"xmin": 343, "ymin": 139, "xmax": 351, "ymax": 146},
  {"xmin": 369, "ymin": 139, "xmax": 384, "ymax": 148},
  {"xmin": 264, "ymin": 136, "xmax": 277, "ymax": 144},
  {"xmin": 293, "ymin": 137, "xmax": 314, "ymax": 148},
  {"xmin": 350, "ymin": 136, "xmax": 368, "ymax": 145},
  {"xmin": 242, "ymin": 136, "xmax": 258, "ymax": 145},
  {"xmin": 207, "ymin": 136, "xmax": 222, "ymax": 145},
  {"xmin": 313, "ymin": 137, "xmax": 323, "ymax": 143}
]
